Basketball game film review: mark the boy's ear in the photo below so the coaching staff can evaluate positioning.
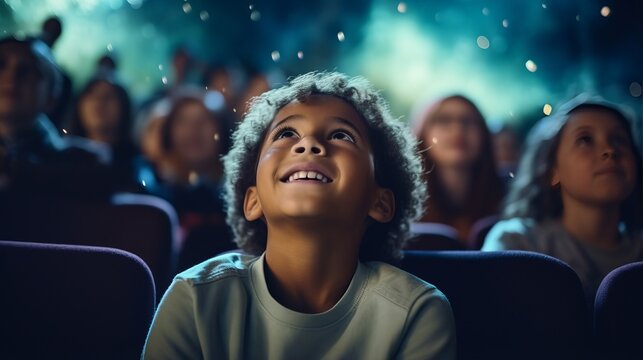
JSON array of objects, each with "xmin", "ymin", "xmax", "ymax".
[
  {"xmin": 243, "ymin": 186, "xmax": 263, "ymax": 221},
  {"xmin": 368, "ymin": 188, "xmax": 395, "ymax": 223}
]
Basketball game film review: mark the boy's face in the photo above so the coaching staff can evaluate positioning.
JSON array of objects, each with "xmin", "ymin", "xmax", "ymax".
[
  {"xmin": 0, "ymin": 42, "xmax": 51, "ymax": 128},
  {"xmin": 244, "ymin": 94, "xmax": 394, "ymax": 229}
]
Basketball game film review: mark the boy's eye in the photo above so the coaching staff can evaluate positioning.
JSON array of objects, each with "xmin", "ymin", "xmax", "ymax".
[
  {"xmin": 330, "ymin": 130, "xmax": 356, "ymax": 143},
  {"xmin": 274, "ymin": 127, "xmax": 299, "ymax": 140}
]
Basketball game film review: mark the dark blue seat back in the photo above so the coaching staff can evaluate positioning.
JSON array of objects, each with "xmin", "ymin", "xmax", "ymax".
[
  {"xmin": 400, "ymin": 250, "xmax": 592, "ymax": 360},
  {"xmin": 594, "ymin": 261, "xmax": 643, "ymax": 359},
  {"xmin": 0, "ymin": 241, "xmax": 156, "ymax": 359}
]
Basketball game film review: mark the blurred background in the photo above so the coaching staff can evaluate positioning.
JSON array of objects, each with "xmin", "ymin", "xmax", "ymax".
[{"xmin": 1, "ymin": 0, "xmax": 641, "ymax": 131}]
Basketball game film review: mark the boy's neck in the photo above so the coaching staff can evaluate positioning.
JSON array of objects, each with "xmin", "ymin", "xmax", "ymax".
[
  {"xmin": 560, "ymin": 198, "xmax": 621, "ymax": 250},
  {"xmin": 263, "ymin": 223, "xmax": 361, "ymax": 314}
]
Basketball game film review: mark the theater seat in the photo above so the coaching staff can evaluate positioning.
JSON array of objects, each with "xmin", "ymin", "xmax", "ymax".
[
  {"xmin": 594, "ymin": 261, "xmax": 643, "ymax": 359},
  {"xmin": 0, "ymin": 241, "xmax": 155, "ymax": 359},
  {"xmin": 0, "ymin": 192, "xmax": 178, "ymax": 299},
  {"xmin": 466, "ymin": 214, "xmax": 499, "ymax": 250},
  {"xmin": 400, "ymin": 250, "xmax": 592, "ymax": 360},
  {"xmin": 404, "ymin": 222, "xmax": 465, "ymax": 250}
]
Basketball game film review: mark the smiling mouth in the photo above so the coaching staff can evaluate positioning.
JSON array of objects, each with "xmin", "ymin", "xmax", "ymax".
[{"xmin": 283, "ymin": 170, "xmax": 332, "ymax": 183}]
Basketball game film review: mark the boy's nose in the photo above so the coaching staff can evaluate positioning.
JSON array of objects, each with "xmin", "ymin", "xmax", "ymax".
[{"xmin": 293, "ymin": 136, "xmax": 326, "ymax": 156}]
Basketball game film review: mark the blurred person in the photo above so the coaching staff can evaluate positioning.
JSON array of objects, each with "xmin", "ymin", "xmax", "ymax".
[
  {"xmin": 483, "ymin": 95, "xmax": 643, "ymax": 309},
  {"xmin": 411, "ymin": 95, "xmax": 504, "ymax": 246},
  {"xmin": 493, "ymin": 125, "xmax": 522, "ymax": 183},
  {"xmin": 0, "ymin": 35, "xmax": 114, "ymax": 201},
  {"xmin": 68, "ymin": 76, "xmax": 139, "ymax": 191},
  {"xmin": 39, "ymin": 15, "xmax": 73, "ymax": 130},
  {"xmin": 146, "ymin": 89, "xmax": 235, "ymax": 269}
]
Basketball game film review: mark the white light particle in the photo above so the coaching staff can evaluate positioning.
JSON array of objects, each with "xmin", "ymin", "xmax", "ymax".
[
  {"xmin": 250, "ymin": 10, "xmax": 261, "ymax": 21},
  {"xmin": 543, "ymin": 103, "xmax": 552, "ymax": 115},
  {"xmin": 482, "ymin": 7, "xmax": 489, "ymax": 16},
  {"xmin": 600, "ymin": 6, "xmax": 611, "ymax": 17},
  {"xmin": 271, "ymin": 51, "xmax": 280, "ymax": 62},
  {"xmin": 189, "ymin": 172, "xmax": 199, "ymax": 185},
  {"xmin": 200, "ymin": 11, "xmax": 209, "ymax": 21},
  {"xmin": 337, "ymin": 31, "xmax": 345, "ymax": 42},
  {"xmin": 502, "ymin": 19, "xmax": 509, "ymax": 28},
  {"xmin": 141, "ymin": 180, "xmax": 146, "ymax": 187},
  {"xmin": 397, "ymin": 2, "xmax": 407, "ymax": 13},
  {"xmin": 158, "ymin": 64, "xmax": 163, "ymax": 71},
  {"xmin": 509, "ymin": 172, "xmax": 515, "ymax": 178},
  {"xmin": 297, "ymin": 51, "xmax": 304, "ymax": 59},
  {"xmin": 542, "ymin": 3, "xmax": 547, "ymax": 9},
  {"xmin": 630, "ymin": 82, "xmax": 642, "ymax": 97},
  {"xmin": 233, "ymin": 108, "xmax": 237, "ymax": 113},
  {"xmin": 525, "ymin": 60, "xmax": 538, "ymax": 72},
  {"xmin": 213, "ymin": 133, "xmax": 220, "ymax": 141},
  {"xmin": 161, "ymin": 76, "xmax": 168, "ymax": 85},
  {"xmin": 432, "ymin": 137, "xmax": 438, "ymax": 144},
  {"xmin": 62, "ymin": 128, "xmax": 68, "ymax": 134},
  {"xmin": 576, "ymin": 15, "xmax": 580, "ymax": 21},
  {"xmin": 476, "ymin": 36, "xmax": 490, "ymax": 49},
  {"xmin": 249, "ymin": 4, "xmax": 254, "ymax": 10},
  {"xmin": 182, "ymin": 3, "xmax": 191, "ymax": 13},
  {"xmin": 107, "ymin": 43, "xmax": 113, "ymax": 52}
]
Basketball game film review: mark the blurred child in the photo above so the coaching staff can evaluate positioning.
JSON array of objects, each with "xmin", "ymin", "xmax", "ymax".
[
  {"xmin": 143, "ymin": 72, "xmax": 456, "ymax": 359},
  {"xmin": 412, "ymin": 95, "xmax": 503, "ymax": 245},
  {"xmin": 483, "ymin": 95, "xmax": 643, "ymax": 308}
]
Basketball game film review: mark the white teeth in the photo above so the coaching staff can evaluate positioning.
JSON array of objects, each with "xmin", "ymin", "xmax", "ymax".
[{"xmin": 286, "ymin": 170, "xmax": 330, "ymax": 183}]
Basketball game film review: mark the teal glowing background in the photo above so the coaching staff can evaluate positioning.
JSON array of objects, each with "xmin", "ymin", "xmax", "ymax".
[{"xmin": 1, "ymin": 0, "xmax": 641, "ymax": 130}]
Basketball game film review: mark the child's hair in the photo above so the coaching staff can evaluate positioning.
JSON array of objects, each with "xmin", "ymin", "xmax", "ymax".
[
  {"xmin": 222, "ymin": 72, "xmax": 427, "ymax": 263},
  {"xmin": 503, "ymin": 94, "xmax": 642, "ymax": 235}
]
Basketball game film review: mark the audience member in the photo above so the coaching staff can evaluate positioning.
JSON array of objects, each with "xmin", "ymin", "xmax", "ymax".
[
  {"xmin": 0, "ymin": 35, "xmax": 114, "ymax": 202},
  {"xmin": 68, "ymin": 75, "xmax": 139, "ymax": 191},
  {"xmin": 483, "ymin": 95, "xmax": 643, "ymax": 309},
  {"xmin": 39, "ymin": 16, "xmax": 73, "ymax": 130},
  {"xmin": 411, "ymin": 95, "xmax": 504, "ymax": 245},
  {"xmin": 142, "ymin": 88, "xmax": 235, "ymax": 270}
]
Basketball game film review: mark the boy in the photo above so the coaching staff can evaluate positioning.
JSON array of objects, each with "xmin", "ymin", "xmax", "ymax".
[{"xmin": 143, "ymin": 72, "xmax": 456, "ymax": 359}]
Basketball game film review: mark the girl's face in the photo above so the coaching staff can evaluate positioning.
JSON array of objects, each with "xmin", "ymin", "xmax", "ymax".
[
  {"xmin": 79, "ymin": 81, "xmax": 122, "ymax": 140},
  {"xmin": 170, "ymin": 101, "xmax": 220, "ymax": 167},
  {"xmin": 424, "ymin": 98, "xmax": 483, "ymax": 168},
  {"xmin": 141, "ymin": 115, "xmax": 165, "ymax": 162},
  {"xmin": 551, "ymin": 109, "xmax": 637, "ymax": 207}
]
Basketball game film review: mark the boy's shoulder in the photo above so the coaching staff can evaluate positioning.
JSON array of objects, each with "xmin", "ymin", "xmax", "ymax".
[
  {"xmin": 175, "ymin": 251, "xmax": 259, "ymax": 286},
  {"xmin": 363, "ymin": 261, "xmax": 442, "ymax": 310}
]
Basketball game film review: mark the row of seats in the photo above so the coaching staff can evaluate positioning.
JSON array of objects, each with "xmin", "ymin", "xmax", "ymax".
[
  {"xmin": 1, "ymin": 241, "xmax": 640, "ymax": 359},
  {"xmin": 406, "ymin": 216, "xmax": 499, "ymax": 251},
  {"xmin": 0, "ymin": 193, "xmax": 179, "ymax": 300}
]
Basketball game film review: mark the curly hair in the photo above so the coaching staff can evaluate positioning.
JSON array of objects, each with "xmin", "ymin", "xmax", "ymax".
[
  {"xmin": 503, "ymin": 94, "xmax": 642, "ymax": 235},
  {"xmin": 222, "ymin": 72, "xmax": 427, "ymax": 263}
]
